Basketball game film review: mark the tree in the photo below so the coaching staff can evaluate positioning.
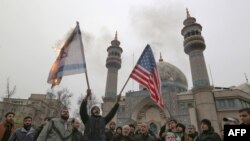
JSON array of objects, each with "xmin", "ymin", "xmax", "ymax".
[
  {"xmin": 56, "ymin": 88, "xmax": 73, "ymax": 108},
  {"xmin": 1, "ymin": 78, "xmax": 16, "ymax": 117},
  {"xmin": 5, "ymin": 77, "xmax": 16, "ymax": 102},
  {"xmin": 45, "ymin": 88, "xmax": 73, "ymax": 117}
]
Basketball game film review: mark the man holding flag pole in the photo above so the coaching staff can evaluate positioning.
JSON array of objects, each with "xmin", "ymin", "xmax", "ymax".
[{"xmin": 80, "ymin": 89, "xmax": 121, "ymax": 141}]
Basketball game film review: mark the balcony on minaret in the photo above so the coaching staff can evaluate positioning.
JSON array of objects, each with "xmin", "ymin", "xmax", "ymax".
[
  {"xmin": 105, "ymin": 32, "xmax": 123, "ymax": 97},
  {"xmin": 181, "ymin": 9, "xmax": 206, "ymax": 54},
  {"xmin": 181, "ymin": 9, "xmax": 210, "ymax": 88},
  {"xmin": 106, "ymin": 32, "xmax": 123, "ymax": 69}
]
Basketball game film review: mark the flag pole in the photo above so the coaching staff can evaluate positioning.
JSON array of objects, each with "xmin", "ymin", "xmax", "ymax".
[
  {"xmin": 118, "ymin": 76, "xmax": 131, "ymax": 96},
  {"xmin": 76, "ymin": 21, "xmax": 90, "ymax": 90}
]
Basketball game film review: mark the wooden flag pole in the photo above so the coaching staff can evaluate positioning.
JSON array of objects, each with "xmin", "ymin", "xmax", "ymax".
[
  {"xmin": 76, "ymin": 21, "xmax": 90, "ymax": 90},
  {"xmin": 118, "ymin": 76, "xmax": 131, "ymax": 96}
]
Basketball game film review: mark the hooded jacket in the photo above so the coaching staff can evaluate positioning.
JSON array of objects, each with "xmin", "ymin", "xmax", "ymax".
[{"xmin": 80, "ymin": 99, "xmax": 119, "ymax": 141}]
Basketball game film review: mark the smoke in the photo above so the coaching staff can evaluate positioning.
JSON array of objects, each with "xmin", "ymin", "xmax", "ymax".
[
  {"xmin": 130, "ymin": 2, "xmax": 185, "ymax": 54},
  {"xmin": 81, "ymin": 27, "xmax": 114, "ymax": 98},
  {"xmin": 128, "ymin": 2, "xmax": 192, "ymax": 88}
]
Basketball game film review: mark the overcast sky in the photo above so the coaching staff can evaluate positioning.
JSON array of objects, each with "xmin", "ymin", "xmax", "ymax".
[{"xmin": 1, "ymin": 0, "xmax": 250, "ymax": 113}]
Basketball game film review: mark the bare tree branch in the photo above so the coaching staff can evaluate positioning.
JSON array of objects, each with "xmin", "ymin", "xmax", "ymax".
[
  {"xmin": 55, "ymin": 88, "xmax": 73, "ymax": 109},
  {"xmin": 6, "ymin": 77, "xmax": 16, "ymax": 99}
]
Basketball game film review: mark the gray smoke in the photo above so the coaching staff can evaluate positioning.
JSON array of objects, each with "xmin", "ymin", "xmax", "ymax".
[{"xmin": 128, "ymin": 2, "xmax": 192, "ymax": 88}]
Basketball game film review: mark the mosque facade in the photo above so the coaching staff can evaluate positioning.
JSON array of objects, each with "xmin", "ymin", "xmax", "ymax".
[{"xmin": 102, "ymin": 10, "xmax": 250, "ymax": 134}]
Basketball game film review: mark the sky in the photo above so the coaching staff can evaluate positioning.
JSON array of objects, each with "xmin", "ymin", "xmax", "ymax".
[{"xmin": 1, "ymin": 0, "xmax": 250, "ymax": 113}]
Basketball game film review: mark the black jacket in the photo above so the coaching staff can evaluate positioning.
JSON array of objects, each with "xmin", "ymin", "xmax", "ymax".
[
  {"xmin": 80, "ymin": 99, "xmax": 119, "ymax": 141},
  {"xmin": 195, "ymin": 127, "xmax": 222, "ymax": 141},
  {"xmin": 113, "ymin": 134, "xmax": 134, "ymax": 141}
]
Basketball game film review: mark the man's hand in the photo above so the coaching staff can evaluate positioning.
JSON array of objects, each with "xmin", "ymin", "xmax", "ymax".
[
  {"xmin": 116, "ymin": 94, "xmax": 121, "ymax": 103},
  {"xmin": 84, "ymin": 89, "xmax": 92, "ymax": 100}
]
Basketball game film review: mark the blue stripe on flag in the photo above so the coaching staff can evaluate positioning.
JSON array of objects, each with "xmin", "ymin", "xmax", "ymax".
[{"xmin": 57, "ymin": 63, "xmax": 86, "ymax": 74}]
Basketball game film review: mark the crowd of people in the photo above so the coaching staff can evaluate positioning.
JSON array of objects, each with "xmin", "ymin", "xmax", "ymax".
[{"xmin": 0, "ymin": 90, "xmax": 250, "ymax": 141}]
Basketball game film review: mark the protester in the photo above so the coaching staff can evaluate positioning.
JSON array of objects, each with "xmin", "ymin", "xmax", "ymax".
[
  {"xmin": 0, "ymin": 112, "xmax": 15, "ymax": 141},
  {"xmin": 134, "ymin": 122, "xmax": 156, "ymax": 141},
  {"xmin": 135, "ymin": 122, "xmax": 142, "ymax": 135},
  {"xmin": 221, "ymin": 116, "xmax": 239, "ymax": 141},
  {"xmin": 71, "ymin": 118, "xmax": 87, "ymax": 141},
  {"xmin": 187, "ymin": 124, "xmax": 198, "ymax": 140},
  {"xmin": 195, "ymin": 119, "xmax": 222, "ymax": 141},
  {"xmin": 159, "ymin": 118, "xmax": 178, "ymax": 141},
  {"xmin": 159, "ymin": 120, "xmax": 169, "ymax": 141},
  {"xmin": 105, "ymin": 121, "xmax": 117, "ymax": 141},
  {"xmin": 8, "ymin": 116, "xmax": 35, "ymax": 141},
  {"xmin": 238, "ymin": 108, "xmax": 250, "ymax": 125},
  {"xmin": 116, "ymin": 126, "xmax": 122, "ymax": 136},
  {"xmin": 175, "ymin": 123, "xmax": 192, "ymax": 141},
  {"xmin": 37, "ymin": 106, "xmax": 73, "ymax": 141},
  {"xmin": 165, "ymin": 132, "xmax": 176, "ymax": 141},
  {"xmin": 128, "ymin": 123, "xmax": 136, "ymax": 137},
  {"xmin": 113, "ymin": 125, "xmax": 134, "ymax": 141},
  {"xmin": 34, "ymin": 117, "xmax": 52, "ymax": 141},
  {"xmin": 80, "ymin": 89, "xmax": 121, "ymax": 141}
]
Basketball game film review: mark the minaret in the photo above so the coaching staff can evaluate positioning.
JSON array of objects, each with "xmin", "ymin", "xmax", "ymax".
[
  {"xmin": 181, "ymin": 9, "xmax": 220, "ymax": 133},
  {"xmin": 105, "ymin": 32, "xmax": 123, "ymax": 97},
  {"xmin": 181, "ymin": 9, "xmax": 210, "ymax": 88}
]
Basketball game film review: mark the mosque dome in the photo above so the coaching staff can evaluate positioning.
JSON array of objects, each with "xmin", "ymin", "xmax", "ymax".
[
  {"xmin": 157, "ymin": 55, "xmax": 188, "ymax": 90},
  {"xmin": 139, "ymin": 55, "xmax": 188, "ymax": 91}
]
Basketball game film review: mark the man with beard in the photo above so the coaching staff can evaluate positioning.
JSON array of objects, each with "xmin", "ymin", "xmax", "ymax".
[
  {"xmin": 0, "ymin": 112, "xmax": 15, "ymax": 141},
  {"xmin": 134, "ymin": 123, "xmax": 156, "ymax": 141},
  {"xmin": 187, "ymin": 124, "xmax": 198, "ymax": 141},
  {"xmin": 80, "ymin": 89, "xmax": 120, "ymax": 141},
  {"xmin": 113, "ymin": 125, "xmax": 134, "ymax": 141},
  {"xmin": 37, "ymin": 106, "xmax": 73, "ymax": 141},
  {"xmin": 8, "ymin": 116, "xmax": 35, "ymax": 141}
]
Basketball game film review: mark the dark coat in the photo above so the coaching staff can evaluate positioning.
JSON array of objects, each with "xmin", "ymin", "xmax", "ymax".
[
  {"xmin": 195, "ymin": 127, "xmax": 222, "ymax": 141},
  {"xmin": 113, "ymin": 134, "xmax": 135, "ymax": 141},
  {"xmin": 72, "ymin": 128, "xmax": 89, "ymax": 141},
  {"xmin": 134, "ymin": 133, "xmax": 156, "ymax": 141},
  {"xmin": 34, "ymin": 125, "xmax": 44, "ymax": 141},
  {"xmin": 159, "ymin": 125, "xmax": 167, "ymax": 141},
  {"xmin": 105, "ymin": 128, "xmax": 116, "ymax": 141},
  {"xmin": 80, "ymin": 99, "xmax": 119, "ymax": 141},
  {"xmin": 188, "ymin": 132, "xmax": 198, "ymax": 141}
]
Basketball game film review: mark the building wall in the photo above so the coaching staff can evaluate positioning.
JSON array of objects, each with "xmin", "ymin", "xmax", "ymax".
[
  {"xmin": 0, "ymin": 94, "xmax": 62, "ymax": 127},
  {"xmin": 103, "ymin": 86, "xmax": 250, "ymax": 134}
]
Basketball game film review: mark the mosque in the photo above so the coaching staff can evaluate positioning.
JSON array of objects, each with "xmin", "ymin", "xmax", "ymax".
[{"xmin": 102, "ymin": 10, "xmax": 250, "ymax": 134}]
